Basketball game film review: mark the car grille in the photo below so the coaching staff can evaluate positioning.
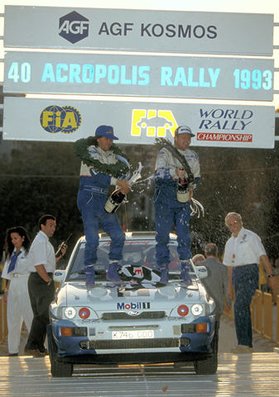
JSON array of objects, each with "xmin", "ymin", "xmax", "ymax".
[
  {"xmin": 102, "ymin": 311, "xmax": 165, "ymax": 320},
  {"xmin": 80, "ymin": 338, "xmax": 183, "ymax": 350}
]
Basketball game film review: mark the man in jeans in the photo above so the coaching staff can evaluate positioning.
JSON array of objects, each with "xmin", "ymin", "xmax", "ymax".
[
  {"xmin": 154, "ymin": 125, "xmax": 200, "ymax": 285},
  {"xmin": 75, "ymin": 125, "xmax": 131, "ymax": 288},
  {"xmin": 223, "ymin": 212, "xmax": 275, "ymax": 353}
]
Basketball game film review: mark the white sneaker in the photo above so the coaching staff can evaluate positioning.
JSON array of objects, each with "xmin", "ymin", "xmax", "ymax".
[{"xmin": 231, "ymin": 345, "xmax": 254, "ymax": 354}]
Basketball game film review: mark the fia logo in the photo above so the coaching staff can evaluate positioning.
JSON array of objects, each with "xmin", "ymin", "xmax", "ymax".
[
  {"xmin": 59, "ymin": 11, "xmax": 89, "ymax": 44},
  {"xmin": 40, "ymin": 105, "xmax": 81, "ymax": 134},
  {"xmin": 130, "ymin": 109, "xmax": 178, "ymax": 138}
]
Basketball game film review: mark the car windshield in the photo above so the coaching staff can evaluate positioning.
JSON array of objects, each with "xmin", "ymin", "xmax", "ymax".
[{"xmin": 66, "ymin": 238, "xmax": 180, "ymax": 282}]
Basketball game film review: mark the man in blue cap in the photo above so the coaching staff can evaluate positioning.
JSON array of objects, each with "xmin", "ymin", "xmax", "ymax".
[
  {"xmin": 154, "ymin": 125, "xmax": 200, "ymax": 285},
  {"xmin": 75, "ymin": 125, "xmax": 131, "ymax": 288}
]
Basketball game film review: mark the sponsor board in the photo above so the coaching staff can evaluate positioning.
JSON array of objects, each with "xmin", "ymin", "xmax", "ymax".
[
  {"xmin": 3, "ymin": 98, "xmax": 275, "ymax": 148},
  {"xmin": 4, "ymin": 6, "xmax": 273, "ymax": 56},
  {"xmin": 4, "ymin": 52, "xmax": 274, "ymax": 101}
]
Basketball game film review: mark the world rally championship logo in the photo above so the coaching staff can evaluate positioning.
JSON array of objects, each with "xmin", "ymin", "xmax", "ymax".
[{"xmin": 40, "ymin": 106, "xmax": 81, "ymax": 134}]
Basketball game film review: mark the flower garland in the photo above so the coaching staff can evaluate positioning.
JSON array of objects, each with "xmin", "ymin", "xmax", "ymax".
[
  {"xmin": 155, "ymin": 138, "xmax": 194, "ymax": 184},
  {"xmin": 74, "ymin": 137, "xmax": 130, "ymax": 178}
]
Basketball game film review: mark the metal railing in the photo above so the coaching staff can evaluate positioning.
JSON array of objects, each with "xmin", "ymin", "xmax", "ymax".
[
  {"xmin": 251, "ymin": 290, "xmax": 279, "ymax": 344},
  {"xmin": 224, "ymin": 290, "xmax": 279, "ymax": 345}
]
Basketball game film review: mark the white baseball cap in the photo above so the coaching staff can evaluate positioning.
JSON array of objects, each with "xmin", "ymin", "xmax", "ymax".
[{"xmin": 175, "ymin": 125, "xmax": 195, "ymax": 137}]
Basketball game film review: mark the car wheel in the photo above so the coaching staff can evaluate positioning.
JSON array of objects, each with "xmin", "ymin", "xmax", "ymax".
[
  {"xmin": 193, "ymin": 328, "xmax": 218, "ymax": 375},
  {"xmin": 47, "ymin": 325, "xmax": 73, "ymax": 377},
  {"xmin": 193, "ymin": 352, "xmax": 218, "ymax": 375}
]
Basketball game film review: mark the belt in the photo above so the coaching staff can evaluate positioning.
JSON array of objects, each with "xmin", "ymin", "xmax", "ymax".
[
  {"xmin": 91, "ymin": 186, "xmax": 108, "ymax": 194},
  {"xmin": 11, "ymin": 273, "xmax": 28, "ymax": 278},
  {"xmin": 31, "ymin": 272, "xmax": 54, "ymax": 276},
  {"xmin": 81, "ymin": 185, "xmax": 109, "ymax": 195}
]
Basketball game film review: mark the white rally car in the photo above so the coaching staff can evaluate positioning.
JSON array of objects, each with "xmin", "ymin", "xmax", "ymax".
[{"xmin": 48, "ymin": 232, "xmax": 217, "ymax": 377}]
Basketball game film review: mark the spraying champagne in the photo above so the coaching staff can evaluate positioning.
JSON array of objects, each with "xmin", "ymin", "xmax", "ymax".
[{"xmin": 105, "ymin": 162, "xmax": 143, "ymax": 213}]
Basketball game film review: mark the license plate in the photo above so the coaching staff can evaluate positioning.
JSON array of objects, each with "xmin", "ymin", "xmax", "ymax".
[{"xmin": 112, "ymin": 330, "xmax": 154, "ymax": 340}]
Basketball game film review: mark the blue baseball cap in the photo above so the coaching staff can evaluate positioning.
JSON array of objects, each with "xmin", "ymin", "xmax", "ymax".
[
  {"xmin": 175, "ymin": 125, "xmax": 195, "ymax": 137},
  {"xmin": 95, "ymin": 125, "xmax": 119, "ymax": 140}
]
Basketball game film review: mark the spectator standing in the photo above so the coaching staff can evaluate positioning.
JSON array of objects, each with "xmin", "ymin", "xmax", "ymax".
[
  {"xmin": 154, "ymin": 125, "xmax": 200, "ymax": 285},
  {"xmin": 200, "ymin": 243, "xmax": 228, "ymax": 322},
  {"xmin": 24, "ymin": 215, "xmax": 66, "ymax": 357},
  {"xmin": 223, "ymin": 212, "xmax": 275, "ymax": 353},
  {"xmin": 192, "ymin": 254, "xmax": 205, "ymax": 265},
  {"xmin": 1, "ymin": 226, "xmax": 33, "ymax": 356}
]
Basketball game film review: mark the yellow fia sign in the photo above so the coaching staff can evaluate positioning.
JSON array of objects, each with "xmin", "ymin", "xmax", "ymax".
[{"xmin": 130, "ymin": 109, "xmax": 178, "ymax": 138}]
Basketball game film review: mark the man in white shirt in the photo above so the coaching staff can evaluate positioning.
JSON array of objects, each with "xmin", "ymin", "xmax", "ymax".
[
  {"xmin": 24, "ymin": 214, "xmax": 66, "ymax": 357},
  {"xmin": 223, "ymin": 212, "xmax": 275, "ymax": 353}
]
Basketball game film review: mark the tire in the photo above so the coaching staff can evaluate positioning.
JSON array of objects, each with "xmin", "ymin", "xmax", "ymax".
[
  {"xmin": 47, "ymin": 325, "xmax": 73, "ymax": 377},
  {"xmin": 193, "ymin": 353, "xmax": 218, "ymax": 375},
  {"xmin": 194, "ymin": 327, "xmax": 218, "ymax": 375}
]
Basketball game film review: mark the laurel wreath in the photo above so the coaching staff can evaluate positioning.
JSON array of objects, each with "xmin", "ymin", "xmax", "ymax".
[
  {"xmin": 155, "ymin": 138, "xmax": 194, "ymax": 183},
  {"xmin": 74, "ymin": 137, "xmax": 130, "ymax": 178}
]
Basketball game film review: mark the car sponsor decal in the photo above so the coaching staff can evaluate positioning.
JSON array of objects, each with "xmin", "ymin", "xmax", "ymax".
[{"xmin": 117, "ymin": 302, "xmax": 151, "ymax": 310}]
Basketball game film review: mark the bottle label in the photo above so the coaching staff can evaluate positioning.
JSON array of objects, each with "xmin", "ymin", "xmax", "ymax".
[
  {"xmin": 104, "ymin": 198, "xmax": 119, "ymax": 213},
  {"xmin": 177, "ymin": 191, "xmax": 190, "ymax": 203}
]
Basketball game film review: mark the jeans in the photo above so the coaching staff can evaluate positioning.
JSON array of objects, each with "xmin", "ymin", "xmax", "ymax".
[
  {"xmin": 77, "ymin": 186, "xmax": 125, "ymax": 268},
  {"xmin": 155, "ymin": 201, "xmax": 191, "ymax": 268},
  {"xmin": 233, "ymin": 263, "xmax": 258, "ymax": 347}
]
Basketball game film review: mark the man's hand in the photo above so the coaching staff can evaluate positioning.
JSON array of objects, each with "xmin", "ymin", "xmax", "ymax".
[
  {"xmin": 35, "ymin": 264, "xmax": 52, "ymax": 284},
  {"xmin": 267, "ymin": 276, "xmax": 276, "ymax": 290},
  {"xmin": 116, "ymin": 179, "xmax": 131, "ymax": 194}
]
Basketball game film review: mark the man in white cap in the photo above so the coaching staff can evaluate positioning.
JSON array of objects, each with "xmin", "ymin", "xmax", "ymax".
[{"xmin": 154, "ymin": 125, "xmax": 200, "ymax": 285}]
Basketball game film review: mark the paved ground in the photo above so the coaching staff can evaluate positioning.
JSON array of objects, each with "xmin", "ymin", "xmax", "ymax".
[
  {"xmin": 1, "ymin": 352, "xmax": 279, "ymax": 396},
  {"xmin": 0, "ymin": 314, "xmax": 277, "ymax": 356}
]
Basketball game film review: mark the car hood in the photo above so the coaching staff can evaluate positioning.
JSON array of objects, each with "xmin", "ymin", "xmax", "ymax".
[{"xmin": 55, "ymin": 280, "xmax": 211, "ymax": 308}]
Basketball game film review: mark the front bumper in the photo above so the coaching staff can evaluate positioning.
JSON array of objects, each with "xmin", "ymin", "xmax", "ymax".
[{"xmin": 50, "ymin": 315, "xmax": 216, "ymax": 361}]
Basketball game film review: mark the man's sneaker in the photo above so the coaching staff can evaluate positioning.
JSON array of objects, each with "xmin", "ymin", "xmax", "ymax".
[
  {"xmin": 107, "ymin": 262, "xmax": 121, "ymax": 282},
  {"xmin": 159, "ymin": 264, "xmax": 169, "ymax": 285},
  {"xmin": 231, "ymin": 345, "xmax": 254, "ymax": 354},
  {"xmin": 180, "ymin": 260, "xmax": 192, "ymax": 285}
]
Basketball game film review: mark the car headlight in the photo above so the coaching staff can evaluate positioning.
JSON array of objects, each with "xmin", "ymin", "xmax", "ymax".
[
  {"xmin": 64, "ymin": 307, "xmax": 77, "ymax": 319},
  {"xmin": 191, "ymin": 304, "xmax": 203, "ymax": 316}
]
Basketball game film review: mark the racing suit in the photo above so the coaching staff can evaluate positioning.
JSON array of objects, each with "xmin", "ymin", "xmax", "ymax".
[
  {"xmin": 154, "ymin": 146, "xmax": 200, "ymax": 282},
  {"xmin": 77, "ymin": 144, "xmax": 130, "ymax": 286}
]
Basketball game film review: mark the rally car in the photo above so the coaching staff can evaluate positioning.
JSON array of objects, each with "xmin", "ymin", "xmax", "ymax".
[{"xmin": 48, "ymin": 232, "xmax": 217, "ymax": 377}]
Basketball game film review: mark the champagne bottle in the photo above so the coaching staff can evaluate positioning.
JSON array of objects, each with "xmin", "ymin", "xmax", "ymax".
[
  {"xmin": 104, "ymin": 189, "xmax": 126, "ymax": 213},
  {"xmin": 104, "ymin": 162, "xmax": 143, "ymax": 214},
  {"xmin": 177, "ymin": 178, "xmax": 190, "ymax": 203}
]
